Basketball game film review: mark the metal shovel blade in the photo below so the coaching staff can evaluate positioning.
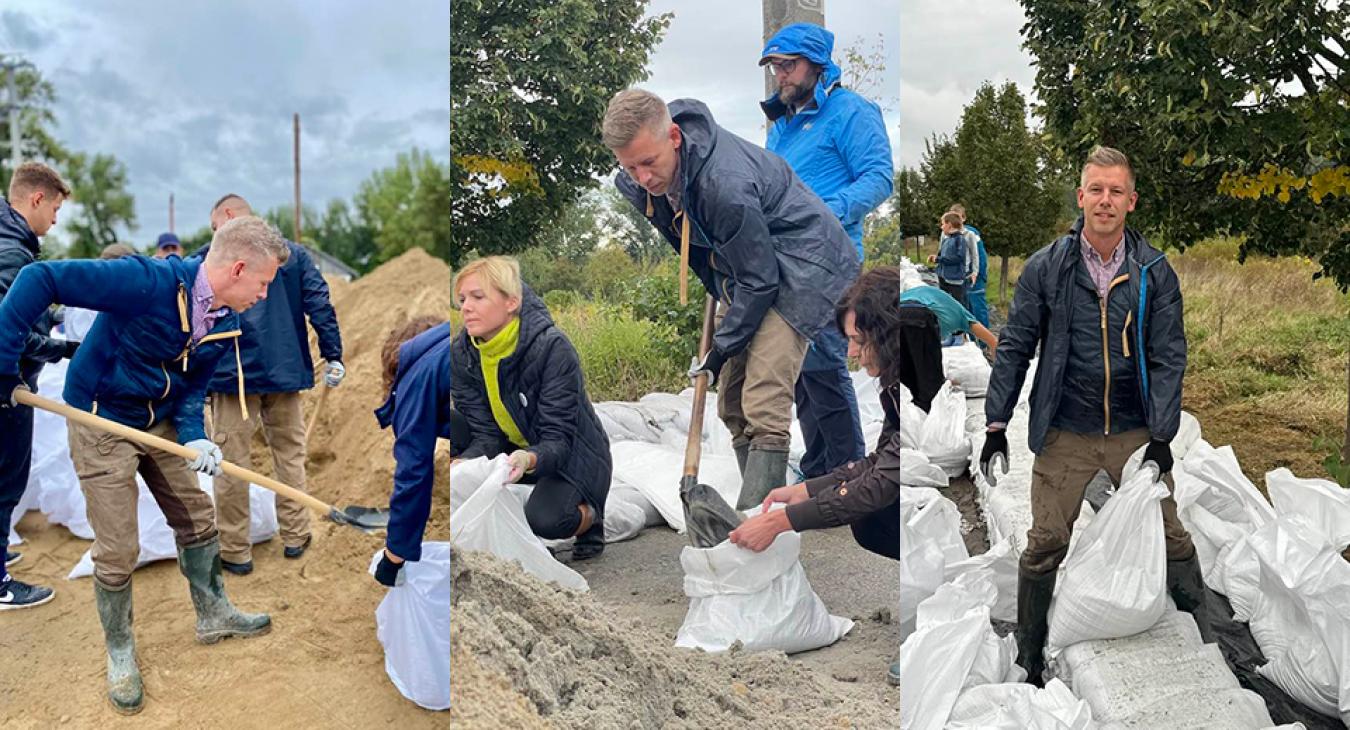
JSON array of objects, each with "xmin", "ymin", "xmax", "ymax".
[
  {"xmin": 326, "ymin": 505, "xmax": 391, "ymax": 533},
  {"xmin": 680, "ymin": 475, "xmax": 744, "ymax": 548}
]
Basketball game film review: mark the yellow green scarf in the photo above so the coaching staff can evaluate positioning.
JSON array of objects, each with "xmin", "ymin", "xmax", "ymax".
[{"xmin": 473, "ymin": 317, "xmax": 528, "ymax": 449}]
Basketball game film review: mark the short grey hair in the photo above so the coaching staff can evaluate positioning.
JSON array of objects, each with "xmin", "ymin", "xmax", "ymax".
[
  {"xmin": 206, "ymin": 216, "xmax": 290, "ymax": 266},
  {"xmin": 602, "ymin": 88, "xmax": 671, "ymax": 149},
  {"xmin": 1081, "ymin": 146, "xmax": 1136, "ymax": 189}
]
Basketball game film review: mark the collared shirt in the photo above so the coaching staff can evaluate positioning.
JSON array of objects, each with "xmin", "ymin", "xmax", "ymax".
[
  {"xmin": 1080, "ymin": 233, "xmax": 1126, "ymax": 300},
  {"xmin": 191, "ymin": 266, "xmax": 230, "ymax": 343}
]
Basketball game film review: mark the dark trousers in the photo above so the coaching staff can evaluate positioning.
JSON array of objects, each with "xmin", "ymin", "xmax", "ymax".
[
  {"xmin": 521, "ymin": 472, "xmax": 585, "ymax": 540},
  {"xmin": 0, "ymin": 404, "xmax": 34, "ymax": 562},
  {"xmin": 850, "ymin": 497, "xmax": 899, "ymax": 561},
  {"xmin": 795, "ymin": 323, "xmax": 866, "ymax": 479},
  {"xmin": 448, "ymin": 408, "xmax": 471, "ymax": 458},
  {"xmin": 896, "ymin": 304, "xmax": 945, "ymax": 412},
  {"xmin": 940, "ymin": 279, "xmax": 969, "ymax": 309}
]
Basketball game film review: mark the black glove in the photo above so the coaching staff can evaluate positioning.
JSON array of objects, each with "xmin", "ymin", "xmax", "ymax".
[
  {"xmin": 0, "ymin": 374, "xmax": 26, "ymax": 408},
  {"xmin": 374, "ymin": 552, "xmax": 405, "ymax": 587},
  {"xmin": 1142, "ymin": 439, "xmax": 1174, "ymax": 476},
  {"xmin": 688, "ymin": 347, "xmax": 728, "ymax": 388},
  {"xmin": 62, "ymin": 339, "xmax": 80, "ymax": 360},
  {"xmin": 979, "ymin": 429, "xmax": 1010, "ymax": 486}
]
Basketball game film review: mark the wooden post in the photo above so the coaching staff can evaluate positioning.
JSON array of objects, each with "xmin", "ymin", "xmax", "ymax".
[{"xmin": 293, "ymin": 113, "xmax": 302, "ymax": 243}]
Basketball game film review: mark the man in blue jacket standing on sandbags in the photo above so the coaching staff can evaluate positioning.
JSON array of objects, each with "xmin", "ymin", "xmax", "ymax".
[
  {"xmin": 760, "ymin": 22, "xmax": 893, "ymax": 480},
  {"xmin": 198, "ymin": 194, "xmax": 344, "ymax": 575}
]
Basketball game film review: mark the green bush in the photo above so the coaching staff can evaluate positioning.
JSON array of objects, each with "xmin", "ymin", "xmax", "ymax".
[
  {"xmin": 582, "ymin": 245, "xmax": 642, "ymax": 300},
  {"xmin": 542, "ymin": 289, "xmax": 583, "ymax": 311},
  {"xmin": 552, "ymin": 301, "xmax": 686, "ymax": 401},
  {"xmin": 517, "ymin": 245, "xmax": 585, "ymax": 294},
  {"xmin": 620, "ymin": 258, "xmax": 707, "ymax": 352}
]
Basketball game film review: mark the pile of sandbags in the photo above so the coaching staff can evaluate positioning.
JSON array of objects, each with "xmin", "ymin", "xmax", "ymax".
[{"xmin": 900, "ymin": 486, "xmax": 968, "ymax": 637}]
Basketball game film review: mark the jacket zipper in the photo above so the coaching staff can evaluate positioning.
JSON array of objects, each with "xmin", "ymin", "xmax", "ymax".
[
  {"xmin": 1099, "ymin": 274, "xmax": 1131, "ymax": 435},
  {"xmin": 1122, "ymin": 310, "xmax": 1133, "ymax": 358}
]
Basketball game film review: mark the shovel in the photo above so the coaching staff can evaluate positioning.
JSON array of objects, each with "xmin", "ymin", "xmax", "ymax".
[
  {"xmin": 16, "ymin": 390, "xmax": 390, "ymax": 533},
  {"xmin": 679, "ymin": 294, "xmax": 743, "ymax": 549}
]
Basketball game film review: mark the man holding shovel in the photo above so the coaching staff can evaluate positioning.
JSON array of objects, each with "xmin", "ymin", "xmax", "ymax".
[
  {"xmin": 604, "ymin": 89, "xmax": 859, "ymax": 508},
  {"xmin": 198, "ymin": 194, "xmax": 344, "ymax": 575},
  {"xmin": 0, "ymin": 215, "xmax": 284, "ymax": 714}
]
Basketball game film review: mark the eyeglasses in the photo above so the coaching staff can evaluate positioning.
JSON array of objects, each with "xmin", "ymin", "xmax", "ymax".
[{"xmin": 766, "ymin": 58, "xmax": 799, "ymax": 76}]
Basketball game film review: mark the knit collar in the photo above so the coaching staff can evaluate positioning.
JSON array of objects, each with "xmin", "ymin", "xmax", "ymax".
[{"xmin": 471, "ymin": 316, "xmax": 521, "ymax": 363}]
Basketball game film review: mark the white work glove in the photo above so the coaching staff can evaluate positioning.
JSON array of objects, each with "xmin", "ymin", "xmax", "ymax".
[
  {"xmin": 184, "ymin": 438, "xmax": 224, "ymax": 476},
  {"xmin": 507, "ymin": 450, "xmax": 535, "ymax": 482},
  {"xmin": 324, "ymin": 360, "xmax": 345, "ymax": 388}
]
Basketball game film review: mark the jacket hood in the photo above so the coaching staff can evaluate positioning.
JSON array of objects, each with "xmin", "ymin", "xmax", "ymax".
[
  {"xmin": 759, "ymin": 23, "xmax": 843, "ymax": 121},
  {"xmin": 0, "ymin": 197, "xmax": 40, "ymax": 256},
  {"xmin": 669, "ymin": 98, "xmax": 721, "ymax": 186}
]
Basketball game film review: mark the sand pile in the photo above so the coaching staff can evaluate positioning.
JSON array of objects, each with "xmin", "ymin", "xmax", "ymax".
[{"xmin": 450, "ymin": 548, "xmax": 897, "ymax": 729}]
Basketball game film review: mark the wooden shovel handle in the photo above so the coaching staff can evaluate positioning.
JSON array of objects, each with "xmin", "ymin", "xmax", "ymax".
[
  {"xmin": 16, "ymin": 389, "xmax": 337, "ymax": 516},
  {"xmin": 682, "ymin": 294, "xmax": 719, "ymax": 478},
  {"xmin": 305, "ymin": 383, "xmax": 329, "ymax": 443}
]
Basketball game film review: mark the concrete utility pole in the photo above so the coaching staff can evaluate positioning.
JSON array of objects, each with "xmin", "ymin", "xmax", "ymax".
[
  {"xmin": 293, "ymin": 113, "xmax": 302, "ymax": 244},
  {"xmin": 761, "ymin": 0, "xmax": 824, "ymax": 97}
]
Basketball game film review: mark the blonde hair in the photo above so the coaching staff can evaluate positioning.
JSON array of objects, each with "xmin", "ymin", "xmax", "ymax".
[
  {"xmin": 205, "ymin": 216, "xmax": 290, "ymax": 266},
  {"xmin": 1081, "ymin": 146, "xmax": 1135, "ymax": 189},
  {"xmin": 947, "ymin": 203, "xmax": 967, "ymax": 219},
  {"xmin": 452, "ymin": 256, "xmax": 523, "ymax": 305},
  {"xmin": 602, "ymin": 89, "xmax": 672, "ymax": 149}
]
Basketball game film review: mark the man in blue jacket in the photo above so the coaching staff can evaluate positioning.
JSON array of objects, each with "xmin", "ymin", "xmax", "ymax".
[
  {"xmin": 371, "ymin": 320, "xmax": 450, "ymax": 587},
  {"xmin": 759, "ymin": 22, "xmax": 893, "ymax": 479},
  {"xmin": 604, "ymin": 89, "xmax": 860, "ymax": 509},
  {"xmin": 0, "ymin": 216, "xmax": 284, "ymax": 714},
  {"xmin": 200, "ymin": 194, "xmax": 343, "ymax": 575},
  {"xmin": 0, "ymin": 162, "xmax": 77, "ymax": 611},
  {"xmin": 950, "ymin": 204, "xmax": 989, "ymax": 328},
  {"xmin": 978, "ymin": 147, "xmax": 1207, "ymax": 686}
]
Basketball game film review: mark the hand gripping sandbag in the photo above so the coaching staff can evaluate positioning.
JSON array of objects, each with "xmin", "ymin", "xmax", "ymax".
[
  {"xmin": 449, "ymin": 457, "xmax": 588, "ymax": 592},
  {"xmin": 1047, "ymin": 470, "xmax": 1170, "ymax": 654},
  {"xmin": 674, "ymin": 524, "xmax": 851, "ymax": 654},
  {"xmin": 369, "ymin": 542, "xmax": 450, "ymax": 711}
]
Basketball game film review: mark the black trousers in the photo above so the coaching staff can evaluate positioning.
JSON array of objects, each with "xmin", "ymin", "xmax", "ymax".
[
  {"xmin": 896, "ymin": 304, "xmax": 945, "ymax": 412},
  {"xmin": 939, "ymin": 279, "xmax": 969, "ymax": 309},
  {"xmin": 448, "ymin": 408, "xmax": 471, "ymax": 457},
  {"xmin": 520, "ymin": 472, "xmax": 585, "ymax": 540},
  {"xmin": 850, "ymin": 497, "xmax": 899, "ymax": 561},
  {"xmin": 0, "ymin": 404, "xmax": 34, "ymax": 558}
]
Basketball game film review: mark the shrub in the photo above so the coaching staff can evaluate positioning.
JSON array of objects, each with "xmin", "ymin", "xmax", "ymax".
[
  {"xmin": 582, "ymin": 245, "xmax": 642, "ymax": 300},
  {"xmin": 516, "ymin": 245, "xmax": 585, "ymax": 295},
  {"xmin": 619, "ymin": 258, "xmax": 707, "ymax": 350},
  {"xmin": 551, "ymin": 301, "xmax": 686, "ymax": 401}
]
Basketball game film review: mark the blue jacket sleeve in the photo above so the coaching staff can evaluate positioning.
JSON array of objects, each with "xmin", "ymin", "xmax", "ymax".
[
  {"xmin": 298, "ymin": 249, "xmax": 342, "ymax": 363},
  {"xmin": 984, "ymin": 253, "xmax": 1047, "ymax": 425},
  {"xmin": 823, "ymin": 103, "xmax": 894, "ymax": 229},
  {"xmin": 936, "ymin": 236, "xmax": 965, "ymax": 267},
  {"xmin": 1144, "ymin": 264, "xmax": 1186, "ymax": 442},
  {"xmin": 0, "ymin": 258, "xmax": 160, "ymax": 377},
  {"xmin": 701, "ymin": 177, "xmax": 780, "ymax": 358},
  {"xmin": 385, "ymin": 361, "xmax": 442, "ymax": 563}
]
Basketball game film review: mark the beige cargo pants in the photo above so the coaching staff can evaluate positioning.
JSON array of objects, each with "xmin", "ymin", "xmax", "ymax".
[{"xmin": 715, "ymin": 307, "xmax": 809, "ymax": 451}]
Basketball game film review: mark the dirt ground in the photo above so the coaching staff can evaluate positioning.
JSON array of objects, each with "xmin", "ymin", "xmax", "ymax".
[{"xmin": 0, "ymin": 248, "xmax": 451, "ymax": 729}]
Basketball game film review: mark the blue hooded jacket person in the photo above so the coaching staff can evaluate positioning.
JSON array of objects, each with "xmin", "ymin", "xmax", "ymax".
[{"xmin": 760, "ymin": 22, "xmax": 892, "ymax": 478}]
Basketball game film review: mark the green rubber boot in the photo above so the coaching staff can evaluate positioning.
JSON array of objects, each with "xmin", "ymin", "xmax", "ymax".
[
  {"xmin": 177, "ymin": 536, "xmax": 272, "ymax": 644},
  {"xmin": 735, "ymin": 447, "xmax": 789, "ymax": 510},
  {"xmin": 93, "ymin": 577, "xmax": 143, "ymax": 715}
]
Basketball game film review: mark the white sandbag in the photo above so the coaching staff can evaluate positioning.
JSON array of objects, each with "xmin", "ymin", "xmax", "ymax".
[
  {"xmin": 1178, "ymin": 442, "xmax": 1275, "ymax": 526},
  {"xmin": 674, "ymin": 524, "xmax": 851, "ymax": 654},
  {"xmin": 369, "ymin": 541, "xmax": 450, "ymax": 711},
  {"xmin": 449, "ymin": 457, "xmax": 588, "ymax": 592},
  {"xmin": 948, "ymin": 679, "xmax": 1097, "ymax": 729},
  {"xmin": 610, "ymin": 481, "xmax": 662, "ymax": 526},
  {"xmin": 904, "ymin": 488, "xmax": 969, "ymax": 568},
  {"xmin": 943, "ymin": 342, "xmax": 992, "ymax": 397},
  {"xmin": 69, "ymin": 474, "xmax": 276, "ymax": 579},
  {"xmin": 449, "ymin": 457, "xmax": 497, "ymax": 514},
  {"xmin": 917, "ymin": 381, "xmax": 969, "ymax": 476},
  {"xmin": 1294, "ymin": 548, "xmax": 1350, "ymax": 726},
  {"xmin": 851, "ymin": 370, "xmax": 885, "ymax": 425},
  {"xmin": 899, "ymin": 448, "xmax": 949, "ymax": 488},
  {"xmin": 599, "ymin": 486, "xmax": 649, "ymax": 543},
  {"xmin": 945, "ymin": 538, "xmax": 1019, "ymax": 623},
  {"xmin": 609, "ymin": 440, "xmax": 741, "ymax": 533},
  {"xmin": 1265, "ymin": 467, "xmax": 1350, "ymax": 549},
  {"xmin": 900, "ymin": 487, "xmax": 968, "ymax": 636},
  {"xmin": 1047, "ymin": 471, "xmax": 1169, "ymax": 654}
]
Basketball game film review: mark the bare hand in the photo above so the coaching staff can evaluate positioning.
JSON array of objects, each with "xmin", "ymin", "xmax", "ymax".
[
  {"xmin": 760, "ymin": 482, "xmax": 810, "ymax": 514},
  {"xmin": 729, "ymin": 509, "xmax": 792, "ymax": 553}
]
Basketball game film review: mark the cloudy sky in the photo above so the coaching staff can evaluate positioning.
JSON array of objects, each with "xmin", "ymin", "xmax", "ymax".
[
  {"xmin": 0, "ymin": 2, "xmax": 448, "ymax": 247},
  {"xmin": 640, "ymin": 0, "xmax": 900, "ymax": 166},
  {"xmin": 898, "ymin": 0, "xmax": 1037, "ymax": 170}
]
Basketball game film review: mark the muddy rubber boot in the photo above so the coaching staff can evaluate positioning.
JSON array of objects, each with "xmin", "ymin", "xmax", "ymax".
[
  {"xmin": 93, "ymin": 578, "xmax": 143, "ymax": 715},
  {"xmin": 1015, "ymin": 569, "xmax": 1056, "ymax": 688},
  {"xmin": 735, "ymin": 447, "xmax": 789, "ymax": 510},
  {"xmin": 177, "ymin": 536, "xmax": 272, "ymax": 644},
  {"xmin": 733, "ymin": 443, "xmax": 749, "ymax": 476},
  {"xmin": 1167, "ymin": 554, "xmax": 1215, "ymax": 644}
]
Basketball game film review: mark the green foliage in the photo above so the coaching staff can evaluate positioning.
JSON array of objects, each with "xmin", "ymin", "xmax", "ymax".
[
  {"xmin": 62, "ymin": 152, "xmax": 136, "ymax": 259},
  {"xmin": 449, "ymin": 0, "xmax": 669, "ymax": 266},
  {"xmin": 179, "ymin": 225, "xmax": 213, "ymax": 254},
  {"xmin": 582, "ymin": 245, "xmax": 640, "ymax": 299},
  {"xmin": 262, "ymin": 204, "xmax": 321, "ymax": 245},
  {"xmin": 620, "ymin": 258, "xmax": 707, "ymax": 354},
  {"xmin": 355, "ymin": 148, "xmax": 451, "ymax": 266},
  {"xmin": 0, "ymin": 59, "xmax": 68, "ymax": 185},
  {"xmin": 603, "ymin": 185, "xmax": 669, "ymax": 265},
  {"xmin": 542, "ymin": 288, "xmax": 583, "ymax": 311},
  {"xmin": 517, "ymin": 245, "xmax": 586, "ymax": 295},
  {"xmin": 313, "ymin": 199, "xmax": 377, "ymax": 273},
  {"xmin": 551, "ymin": 300, "xmax": 685, "ymax": 401},
  {"xmin": 862, "ymin": 210, "xmax": 902, "ymax": 265},
  {"xmin": 894, "ymin": 167, "xmax": 928, "ymax": 240},
  {"xmin": 1019, "ymin": 0, "xmax": 1350, "ymax": 288}
]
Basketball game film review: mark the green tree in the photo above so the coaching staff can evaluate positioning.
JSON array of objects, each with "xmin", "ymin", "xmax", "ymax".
[
  {"xmin": 1019, "ymin": 0, "xmax": 1349, "ymax": 287},
  {"xmin": 535, "ymin": 188, "xmax": 609, "ymax": 264},
  {"xmin": 62, "ymin": 152, "xmax": 136, "ymax": 259},
  {"xmin": 0, "ymin": 58, "xmax": 68, "ymax": 185},
  {"xmin": 450, "ymin": 0, "xmax": 669, "ymax": 266},
  {"xmin": 179, "ymin": 225, "xmax": 213, "ymax": 255},
  {"xmin": 356, "ymin": 148, "xmax": 451, "ymax": 266},
  {"xmin": 262, "ymin": 204, "xmax": 320, "ymax": 245},
  {"xmin": 602, "ymin": 185, "xmax": 668, "ymax": 265},
  {"xmin": 315, "ymin": 199, "xmax": 377, "ymax": 273}
]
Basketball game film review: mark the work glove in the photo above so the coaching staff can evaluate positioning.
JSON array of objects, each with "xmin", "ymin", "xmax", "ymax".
[
  {"xmin": 0, "ymin": 375, "xmax": 28, "ymax": 408},
  {"xmin": 62, "ymin": 339, "xmax": 80, "ymax": 360},
  {"xmin": 1142, "ymin": 439, "xmax": 1174, "ymax": 478},
  {"xmin": 183, "ymin": 438, "xmax": 224, "ymax": 477},
  {"xmin": 374, "ymin": 551, "xmax": 406, "ymax": 587},
  {"xmin": 979, "ymin": 429, "xmax": 1009, "ymax": 487},
  {"xmin": 687, "ymin": 348, "xmax": 727, "ymax": 388},
  {"xmin": 507, "ymin": 449, "xmax": 535, "ymax": 482},
  {"xmin": 324, "ymin": 360, "xmax": 345, "ymax": 388}
]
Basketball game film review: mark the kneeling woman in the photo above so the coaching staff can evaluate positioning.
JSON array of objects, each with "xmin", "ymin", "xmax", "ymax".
[{"xmin": 450, "ymin": 256, "xmax": 611, "ymax": 559}]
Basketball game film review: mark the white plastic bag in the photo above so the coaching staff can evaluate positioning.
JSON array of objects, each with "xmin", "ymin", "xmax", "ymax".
[
  {"xmin": 899, "ymin": 449, "xmax": 949, "ymax": 488},
  {"xmin": 1265, "ymin": 467, "xmax": 1350, "ymax": 549},
  {"xmin": 1047, "ymin": 471, "xmax": 1169, "ymax": 654},
  {"xmin": 948, "ymin": 679, "xmax": 1097, "ymax": 729},
  {"xmin": 674, "ymin": 526, "xmax": 852, "ymax": 655},
  {"xmin": 917, "ymin": 381, "xmax": 969, "ymax": 476},
  {"xmin": 900, "ymin": 488, "xmax": 968, "ymax": 636},
  {"xmin": 369, "ymin": 541, "xmax": 450, "ymax": 711},
  {"xmin": 945, "ymin": 538, "xmax": 1019, "ymax": 623},
  {"xmin": 943, "ymin": 343, "xmax": 992, "ymax": 397},
  {"xmin": 608, "ymin": 441, "xmax": 741, "ymax": 533},
  {"xmin": 449, "ymin": 457, "xmax": 588, "ymax": 592}
]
